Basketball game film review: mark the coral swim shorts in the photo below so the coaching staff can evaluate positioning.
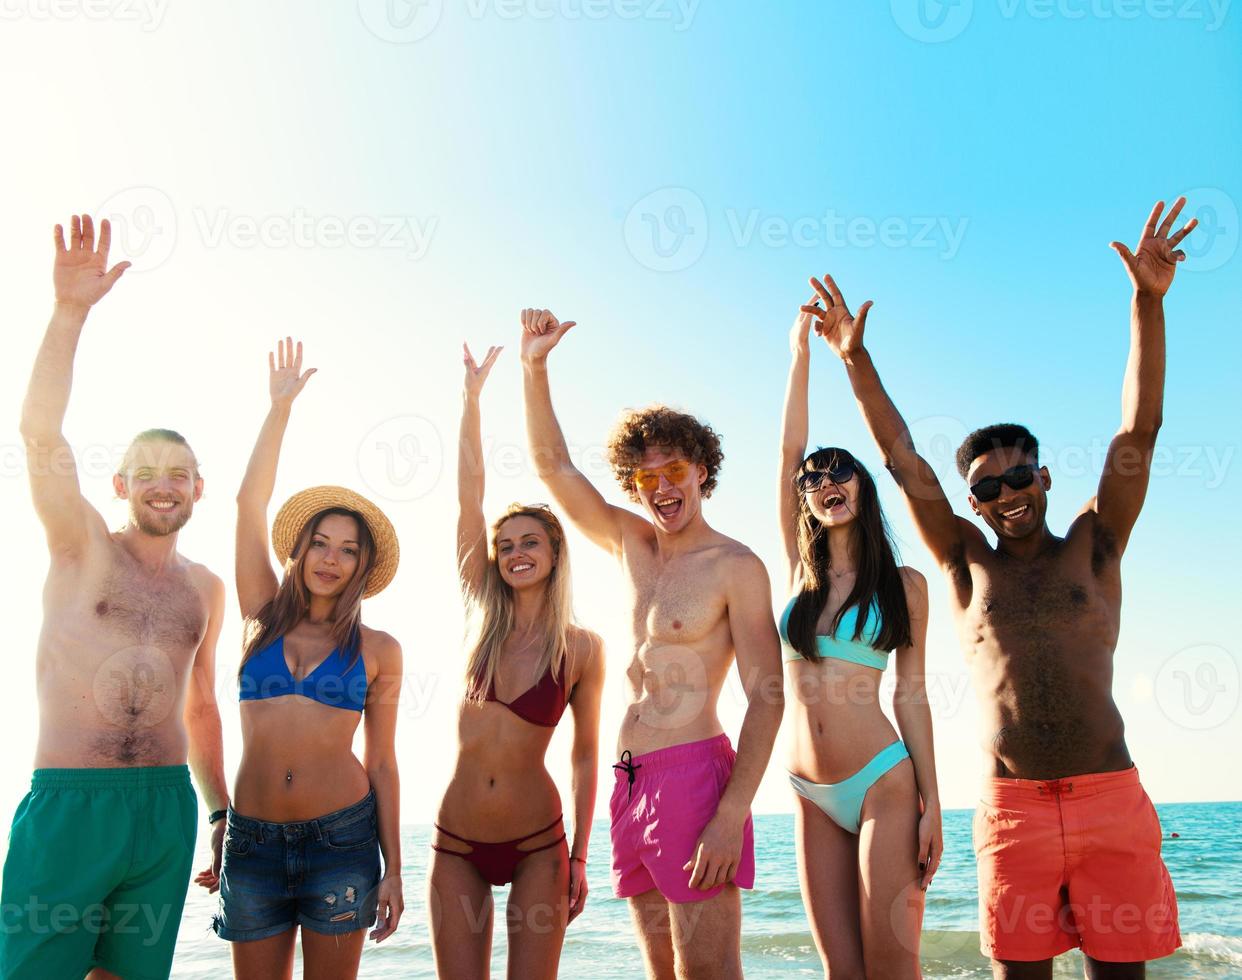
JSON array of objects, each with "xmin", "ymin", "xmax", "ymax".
[{"xmin": 973, "ymin": 766, "xmax": 1180, "ymax": 963}]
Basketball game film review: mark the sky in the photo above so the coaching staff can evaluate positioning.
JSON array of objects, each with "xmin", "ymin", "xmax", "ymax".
[{"xmin": 0, "ymin": 1, "xmax": 1238, "ymax": 825}]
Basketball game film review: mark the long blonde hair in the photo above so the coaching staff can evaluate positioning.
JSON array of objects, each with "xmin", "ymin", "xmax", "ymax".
[
  {"xmin": 463, "ymin": 504, "xmax": 574, "ymax": 698},
  {"xmin": 240, "ymin": 507, "xmax": 374, "ymax": 670}
]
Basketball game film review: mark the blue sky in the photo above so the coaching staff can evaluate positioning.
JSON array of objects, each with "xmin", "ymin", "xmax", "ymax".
[{"xmin": 0, "ymin": 1, "xmax": 1237, "ymax": 819}]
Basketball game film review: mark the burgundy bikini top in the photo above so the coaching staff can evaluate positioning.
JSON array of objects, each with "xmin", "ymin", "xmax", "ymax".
[{"xmin": 479, "ymin": 659, "xmax": 571, "ymax": 728}]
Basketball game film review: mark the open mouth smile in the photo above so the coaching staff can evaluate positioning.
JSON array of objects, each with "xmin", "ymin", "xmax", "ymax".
[
  {"xmin": 999, "ymin": 503, "xmax": 1030, "ymax": 521},
  {"xmin": 653, "ymin": 494, "xmax": 683, "ymax": 520},
  {"xmin": 508, "ymin": 561, "xmax": 535, "ymax": 574},
  {"xmin": 145, "ymin": 499, "xmax": 179, "ymax": 513}
]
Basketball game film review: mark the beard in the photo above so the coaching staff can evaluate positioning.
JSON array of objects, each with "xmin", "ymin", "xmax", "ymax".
[{"xmin": 130, "ymin": 499, "xmax": 194, "ymax": 537}]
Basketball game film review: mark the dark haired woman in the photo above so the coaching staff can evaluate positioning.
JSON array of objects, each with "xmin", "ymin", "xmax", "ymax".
[
  {"xmin": 428, "ymin": 343, "xmax": 604, "ymax": 980},
  {"xmin": 779, "ymin": 298, "xmax": 941, "ymax": 977},
  {"xmin": 210, "ymin": 338, "xmax": 405, "ymax": 980}
]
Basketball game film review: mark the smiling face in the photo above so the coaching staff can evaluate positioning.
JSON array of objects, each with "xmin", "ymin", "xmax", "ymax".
[
  {"xmin": 966, "ymin": 446, "xmax": 1051, "ymax": 540},
  {"xmin": 634, "ymin": 446, "xmax": 707, "ymax": 535},
  {"xmin": 495, "ymin": 514, "xmax": 556, "ymax": 590},
  {"xmin": 800, "ymin": 459, "xmax": 860, "ymax": 528},
  {"xmin": 113, "ymin": 439, "xmax": 203, "ymax": 537},
  {"xmin": 301, "ymin": 513, "xmax": 363, "ymax": 599}
]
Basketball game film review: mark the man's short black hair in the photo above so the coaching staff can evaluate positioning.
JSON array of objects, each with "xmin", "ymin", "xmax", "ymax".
[{"xmin": 955, "ymin": 423, "xmax": 1039, "ymax": 479}]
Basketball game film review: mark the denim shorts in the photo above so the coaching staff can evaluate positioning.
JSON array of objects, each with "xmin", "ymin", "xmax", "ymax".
[{"xmin": 214, "ymin": 792, "xmax": 381, "ymax": 941}]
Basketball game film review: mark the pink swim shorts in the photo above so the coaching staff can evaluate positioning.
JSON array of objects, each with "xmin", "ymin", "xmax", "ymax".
[{"xmin": 609, "ymin": 733, "xmax": 755, "ymax": 904}]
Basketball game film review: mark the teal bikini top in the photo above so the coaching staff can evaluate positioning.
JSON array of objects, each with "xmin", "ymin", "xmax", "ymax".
[{"xmin": 779, "ymin": 596, "xmax": 890, "ymax": 670}]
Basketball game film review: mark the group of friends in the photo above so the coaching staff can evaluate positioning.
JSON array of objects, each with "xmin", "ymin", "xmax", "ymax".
[{"xmin": 0, "ymin": 197, "xmax": 1196, "ymax": 980}]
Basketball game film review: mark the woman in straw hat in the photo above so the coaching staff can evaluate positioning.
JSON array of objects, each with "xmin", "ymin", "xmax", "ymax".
[
  {"xmin": 208, "ymin": 338, "xmax": 404, "ymax": 980},
  {"xmin": 428, "ymin": 343, "xmax": 604, "ymax": 979}
]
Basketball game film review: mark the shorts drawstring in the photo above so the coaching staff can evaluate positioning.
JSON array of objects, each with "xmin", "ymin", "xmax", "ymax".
[{"xmin": 613, "ymin": 750, "xmax": 642, "ymax": 802}]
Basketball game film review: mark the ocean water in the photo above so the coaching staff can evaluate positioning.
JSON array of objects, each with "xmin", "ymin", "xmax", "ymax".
[{"xmin": 173, "ymin": 802, "xmax": 1242, "ymax": 978}]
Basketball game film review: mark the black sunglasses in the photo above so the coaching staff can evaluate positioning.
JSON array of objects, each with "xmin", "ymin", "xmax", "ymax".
[
  {"xmin": 970, "ymin": 464, "xmax": 1039, "ymax": 503},
  {"xmin": 797, "ymin": 462, "xmax": 856, "ymax": 493}
]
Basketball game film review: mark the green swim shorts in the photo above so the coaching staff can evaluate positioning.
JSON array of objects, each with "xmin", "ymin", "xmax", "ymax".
[{"xmin": 0, "ymin": 766, "xmax": 197, "ymax": 980}]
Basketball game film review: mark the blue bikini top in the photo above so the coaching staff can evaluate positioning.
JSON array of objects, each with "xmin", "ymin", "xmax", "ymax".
[
  {"xmin": 779, "ymin": 596, "xmax": 890, "ymax": 670},
  {"xmin": 239, "ymin": 635, "xmax": 368, "ymax": 712}
]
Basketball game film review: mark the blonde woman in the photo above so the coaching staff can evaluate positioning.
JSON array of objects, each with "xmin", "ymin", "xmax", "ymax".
[
  {"xmin": 428, "ymin": 343, "xmax": 605, "ymax": 980},
  {"xmin": 210, "ymin": 339, "xmax": 405, "ymax": 980}
]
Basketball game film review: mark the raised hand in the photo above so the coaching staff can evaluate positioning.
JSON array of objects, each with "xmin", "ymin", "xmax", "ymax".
[
  {"xmin": 1111, "ymin": 196, "xmax": 1198, "ymax": 297},
  {"xmin": 801, "ymin": 274, "xmax": 873, "ymax": 360},
  {"xmin": 463, "ymin": 342, "xmax": 502, "ymax": 397},
  {"xmin": 269, "ymin": 337, "xmax": 317, "ymax": 408},
  {"xmin": 789, "ymin": 292, "xmax": 818, "ymax": 353},
  {"xmin": 519, "ymin": 308, "xmax": 577, "ymax": 362},
  {"xmin": 53, "ymin": 214, "xmax": 131, "ymax": 311}
]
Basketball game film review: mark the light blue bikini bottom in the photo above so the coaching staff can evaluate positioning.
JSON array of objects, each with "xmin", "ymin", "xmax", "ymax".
[{"xmin": 789, "ymin": 740, "xmax": 911, "ymax": 835}]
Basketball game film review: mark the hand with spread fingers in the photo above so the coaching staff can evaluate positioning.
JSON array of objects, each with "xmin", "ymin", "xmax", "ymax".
[
  {"xmin": 268, "ymin": 336, "xmax": 317, "ymax": 409},
  {"xmin": 53, "ymin": 214, "xmax": 131, "ymax": 312},
  {"xmin": 463, "ymin": 342, "xmax": 502, "ymax": 397},
  {"xmin": 800, "ymin": 274, "xmax": 874, "ymax": 361},
  {"xmin": 519, "ymin": 308, "xmax": 577, "ymax": 363},
  {"xmin": 1110, "ymin": 196, "xmax": 1198, "ymax": 297}
]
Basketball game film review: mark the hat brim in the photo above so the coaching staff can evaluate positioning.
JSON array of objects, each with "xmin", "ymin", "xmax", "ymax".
[{"xmin": 271, "ymin": 486, "xmax": 399, "ymax": 599}]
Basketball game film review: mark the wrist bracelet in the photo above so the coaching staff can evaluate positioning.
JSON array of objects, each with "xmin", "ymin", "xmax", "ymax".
[
  {"xmin": 208, "ymin": 809, "xmax": 228, "ymax": 825},
  {"xmin": 569, "ymin": 856, "xmax": 587, "ymax": 865}
]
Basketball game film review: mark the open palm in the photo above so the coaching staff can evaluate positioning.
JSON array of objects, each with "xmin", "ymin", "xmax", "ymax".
[
  {"xmin": 1111, "ymin": 196, "xmax": 1197, "ymax": 297},
  {"xmin": 801, "ymin": 274, "xmax": 873, "ymax": 360},
  {"xmin": 269, "ymin": 337, "xmax": 317, "ymax": 407},
  {"xmin": 53, "ymin": 214, "xmax": 131, "ymax": 310}
]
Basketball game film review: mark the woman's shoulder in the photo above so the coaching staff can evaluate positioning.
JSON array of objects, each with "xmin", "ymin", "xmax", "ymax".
[
  {"xmin": 360, "ymin": 625, "xmax": 402, "ymax": 661},
  {"xmin": 565, "ymin": 625, "xmax": 604, "ymax": 677}
]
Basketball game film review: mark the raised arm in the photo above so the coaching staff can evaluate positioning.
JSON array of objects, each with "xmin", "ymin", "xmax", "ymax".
[
  {"xmin": 20, "ymin": 215, "xmax": 130, "ymax": 559},
  {"xmin": 778, "ymin": 299, "xmax": 817, "ymax": 588},
  {"xmin": 457, "ymin": 343, "xmax": 502, "ymax": 596},
  {"xmin": 566, "ymin": 632, "xmax": 605, "ymax": 923},
  {"xmin": 235, "ymin": 338, "xmax": 316, "ymax": 618},
  {"xmin": 1089, "ymin": 197, "xmax": 1197, "ymax": 553},
  {"xmin": 802, "ymin": 275, "xmax": 980, "ymax": 569},
  {"xmin": 520, "ymin": 308, "xmax": 644, "ymax": 555},
  {"xmin": 685, "ymin": 551, "xmax": 784, "ymax": 892}
]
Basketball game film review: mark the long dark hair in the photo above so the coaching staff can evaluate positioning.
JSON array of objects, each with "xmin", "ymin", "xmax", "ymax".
[
  {"xmin": 787, "ymin": 448, "xmax": 911, "ymax": 660},
  {"xmin": 240, "ymin": 507, "xmax": 374, "ymax": 671}
]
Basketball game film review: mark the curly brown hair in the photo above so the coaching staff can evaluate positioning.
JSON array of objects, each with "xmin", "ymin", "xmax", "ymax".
[{"xmin": 606, "ymin": 405, "xmax": 724, "ymax": 502}]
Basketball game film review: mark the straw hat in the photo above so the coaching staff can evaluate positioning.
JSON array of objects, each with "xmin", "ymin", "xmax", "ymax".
[{"xmin": 271, "ymin": 486, "xmax": 399, "ymax": 599}]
